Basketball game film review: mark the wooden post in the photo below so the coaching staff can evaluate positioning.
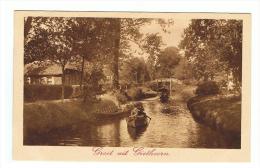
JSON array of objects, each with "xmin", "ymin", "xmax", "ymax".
[
  {"xmin": 169, "ymin": 78, "xmax": 172, "ymax": 97},
  {"xmin": 157, "ymin": 79, "xmax": 158, "ymax": 90}
]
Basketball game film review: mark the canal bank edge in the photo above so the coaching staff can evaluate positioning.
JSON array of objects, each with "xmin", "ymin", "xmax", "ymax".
[
  {"xmin": 23, "ymin": 97, "xmax": 138, "ymax": 139},
  {"xmin": 187, "ymin": 94, "xmax": 241, "ymax": 140}
]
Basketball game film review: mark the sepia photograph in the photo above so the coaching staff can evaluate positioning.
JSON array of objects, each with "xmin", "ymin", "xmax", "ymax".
[{"xmin": 12, "ymin": 11, "xmax": 251, "ymax": 161}]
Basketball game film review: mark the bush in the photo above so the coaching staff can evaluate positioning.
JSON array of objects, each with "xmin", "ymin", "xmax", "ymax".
[
  {"xmin": 195, "ymin": 81, "xmax": 219, "ymax": 96},
  {"xmin": 114, "ymin": 91, "xmax": 129, "ymax": 104},
  {"xmin": 146, "ymin": 82, "xmax": 159, "ymax": 91},
  {"xmin": 24, "ymin": 85, "xmax": 73, "ymax": 102},
  {"xmin": 82, "ymin": 83, "xmax": 104, "ymax": 103},
  {"xmin": 126, "ymin": 87, "xmax": 145, "ymax": 101}
]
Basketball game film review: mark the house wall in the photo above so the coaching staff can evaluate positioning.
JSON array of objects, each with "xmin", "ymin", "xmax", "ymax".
[
  {"xmin": 25, "ymin": 70, "xmax": 81, "ymax": 85},
  {"xmin": 64, "ymin": 71, "xmax": 81, "ymax": 85},
  {"xmin": 53, "ymin": 76, "xmax": 62, "ymax": 85},
  {"xmin": 30, "ymin": 76, "xmax": 42, "ymax": 84}
]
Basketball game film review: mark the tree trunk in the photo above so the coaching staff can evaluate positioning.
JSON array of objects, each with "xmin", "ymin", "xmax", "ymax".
[
  {"xmin": 61, "ymin": 66, "xmax": 65, "ymax": 100},
  {"xmin": 112, "ymin": 18, "xmax": 121, "ymax": 89},
  {"xmin": 80, "ymin": 56, "xmax": 85, "ymax": 90},
  {"xmin": 203, "ymin": 74, "xmax": 209, "ymax": 81},
  {"xmin": 24, "ymin": 17, "xmax": 32, "ymax": 40}
]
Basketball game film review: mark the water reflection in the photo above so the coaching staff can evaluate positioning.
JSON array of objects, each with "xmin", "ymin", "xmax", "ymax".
[
  {"xmin": 25, "ymin": 98, "xmax": 240, "ymax": 148},
  {"xmin": 127, "ymin": 125, "xmax": 148, "ymax": 140}
]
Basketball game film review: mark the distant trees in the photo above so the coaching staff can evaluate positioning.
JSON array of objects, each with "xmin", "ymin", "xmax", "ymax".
[
  {"xmin": 179, "ymin": 19, "xmax": 242, "ymax": 87},
  {"xmin": 108, "ymin": 18, "xmax": 173, "ymax": 88},
  {"xmin": 174, "ymin": 57, "xmax": 193, "ymax": 81},
  {"xmin": 142, "ymin": 33, "xmax": 163, "ymax": 80},
  {"xmin": 120, "ymin": 46, "xmax": 182, "ymax": 83},
  {"xmin": 120, "ymin": 57, "xmax": 150, "ymax": 84},
  {"xmin": 155, "ymin": 47, "xmax": 181, "ymax": 78},
  {"xmin": 107, "ymin": 18, "xmax": 174, "ymax": 88}
]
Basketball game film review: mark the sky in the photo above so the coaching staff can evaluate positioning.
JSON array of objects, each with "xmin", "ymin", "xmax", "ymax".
[
  {"xmin": 132, "ymin": 18, "xmax": 191, "ymax": 59},
  {"xmin": 141, "ymin": 18, "xmax": 191, "ymax": 48}
]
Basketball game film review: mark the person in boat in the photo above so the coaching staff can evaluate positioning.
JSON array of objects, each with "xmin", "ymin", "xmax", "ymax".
[
  {"xmin": 130, "ymin": 102, "xmax": 151, "ymax": 119},
  {"xmin": 159, "ymin": 86, "xmax": 170, "ymax": 102}
]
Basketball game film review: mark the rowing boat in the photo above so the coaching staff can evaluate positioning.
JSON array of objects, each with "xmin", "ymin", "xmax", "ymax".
[{"xmin": 126, "ymin": 115, "xmax": 150, "ymax": 128}]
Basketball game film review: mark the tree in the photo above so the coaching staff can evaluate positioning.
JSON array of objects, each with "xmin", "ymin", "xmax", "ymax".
[
  {"xmin": 111, "ymin": 19, "xmax": 121, "ymax": 89},
  {"xmin": 120, "ymin": 57, "xmax": 150, "ymax": 84},
  {"xmin": 108, "ymin": 18, "xmax": 174, "ymax": 88},
  {"xmin": 210, "ymin": 20, "xmax": 242, "ymax": 85},
  {"xmin": 24, "ymin": 17, "xmax": 51, "ymax": 64},
  {"xmin": 24, "ymin": 17, "xmax": 78, "ymax": 100},
  {"xmin": 25, "ymin": 17, "xmax": 117, "ymax": 100},
  {"xmin": 174, "ymin": 57, "xmax": 193, "ymax": 80},
  {"xmin": 142, "ymin": 33, "xmax": 163, "ymax": 80},
  {"xmin": 24, "ymin": 17, "xmax": 32, "ymax": 41},
  {"xmin": 70, "ymin": 18, "xmax": 114, "ymax": 88},
  {"xmin": 24, "ymin": 17, "xmax": 175, "ymax": 100},
  {"xmin": 107, "ymin": 18, "xmax": 149, "ymax": 89},
  {"xmin": 83, "ymin": 63, "xmax": 105, "ymax": 102},
  {"xmin": 155, "ymin": 46, "xmax": 181, "ymax": 78},
  {"xmin": 179, "ymin": 19, "xmax": 242, "ymax": 86}
]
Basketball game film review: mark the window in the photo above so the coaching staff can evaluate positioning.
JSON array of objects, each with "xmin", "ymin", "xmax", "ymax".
[
  {"xmin": 26, "ymin": 77, "xmax": 31, "ymax": 84},
  {"xmin": 47, "ymin": 77, "xmax": 53, "ymax": 85}
]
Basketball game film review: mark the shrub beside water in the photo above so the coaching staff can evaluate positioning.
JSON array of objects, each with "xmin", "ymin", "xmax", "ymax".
[
  {"xmin": 126, "ymin": 87, "xmax": 145, "ymax": 101},
  {"xmin": 146, "ymin": 82, "xmax": 159, "ymax": 91},
  {"xmin": 114, "ymin": 91, "xmax": 129, "ymax": 104},
  {"xmin": 23, "ymin": 99, "xmax": 119, "ymax": 140},
  {"xmin": 24, "ymin": 85, "xmax": 73, "ymax": 102},
  {"xmin": 195, "ymin": 81, "xmax": 219, "ymax": 96}
]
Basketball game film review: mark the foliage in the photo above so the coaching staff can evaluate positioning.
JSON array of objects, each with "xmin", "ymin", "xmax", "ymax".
[
  {"xmin": 71, "ymin": 18, "xmax": 113, "ymax": 61},
  {"xmin": 187, "ymin": 95, "xmax": 241, "ymax": 139},
  {"xmin": 23, "ymin": 99, "xmax": 118, "ymax": 139},
  {"xmin": 25, "ymin": 17, "xmax": 112, "ymax": 63},
  {"xmin": 155, "ymin": 46, "xmax": 181, "ymax": 78},
  {"xmin": 120, "ymin": 57, "xmax": 150, "ymax": 84},
  {"xmin": 25, "ymin": 17, "xmax": 75, "ymax": 65},
  {"xmin": 146, "ymin": 82, "xmax": 159, "ymax": 91},
  {"xmin": 83, "ymin": 64, "xmax": 106, "ymax": 102},
  {"xmin": 126, "ymin": 87, "xmax": 145, "ymax": 101},
  {"xmin": 195, "ymin": 81, "xmax": 220, "ymax": 96},
  {"xmin": 108, "ymin": 18, "xmax": 174, "ymax": 88},
  {"xmin": 114, "ymin": 91, "xmax": 129, "ymax": 104},
  {"xmin": 24, "ymin": 85, "xmax": 73, "ymax": 102},
  {"xmin": 142, "ymin": 33, "xmax": 164, "ymax": 80},
  {"xmin": 105, "ymin": 18, "xmax": 151, "ymax": 88},
  {"xmin": 24, "ymin": 17, "xmax": 115, "ymax": 96},
  {"xmin": 179, "ymin": 19, "xmax": 242, "ymax": 86},
  {"xmin": 24, "ymin": 17, "xmax": 81, "ymax": 99},
  {"xmin": 174, "ymin": 57, "xmax": 193, "ymax": 80},
  {"xmin": 180, "ymin": 89, "xmax": 194, "ymax": 102},
  {"xmin": 24, "ymin": 100, "xmax": 90, "ymax": 139},
  {"xmin": 24, "ymin": 17, "xmax": 175, "ymax": 100}
]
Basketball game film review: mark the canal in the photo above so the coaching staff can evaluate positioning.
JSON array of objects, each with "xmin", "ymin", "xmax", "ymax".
[{"xmin": 25, "ymin": 97, "xmax": 240, "ymax": 148}]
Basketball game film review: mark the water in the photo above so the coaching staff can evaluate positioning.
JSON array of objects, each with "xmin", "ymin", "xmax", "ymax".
[{"xmin": 25, "ymin": 98, "xmax": 240, "ymax": 148}]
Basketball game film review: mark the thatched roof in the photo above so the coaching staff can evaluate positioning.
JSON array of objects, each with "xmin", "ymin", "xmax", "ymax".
[{"xmin": 24, "ymin": 61, "xmax": 80, "ymax": 76}]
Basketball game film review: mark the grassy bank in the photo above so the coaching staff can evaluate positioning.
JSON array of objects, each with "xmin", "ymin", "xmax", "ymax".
[
  {"xmin": 170, "ymin": 83, "xmax": 196, "ymax": 102},
  {"xmin": 187, "ymin": 95, "xmax": 241, "ymax": 138},
  {"xmin": 23, "ymin": 99, "xmax": 118, "ymax": 139}
]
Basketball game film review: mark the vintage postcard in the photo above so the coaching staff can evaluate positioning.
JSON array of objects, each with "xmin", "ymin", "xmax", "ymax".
[{"xmin": 13, "ymin": 11, "xmax": 251, "ymax": 162}]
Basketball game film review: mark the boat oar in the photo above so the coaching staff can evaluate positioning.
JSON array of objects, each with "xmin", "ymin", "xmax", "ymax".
[{"xmin": 147, "ymin": 115, "xmax": 152, "ymax": 124}]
